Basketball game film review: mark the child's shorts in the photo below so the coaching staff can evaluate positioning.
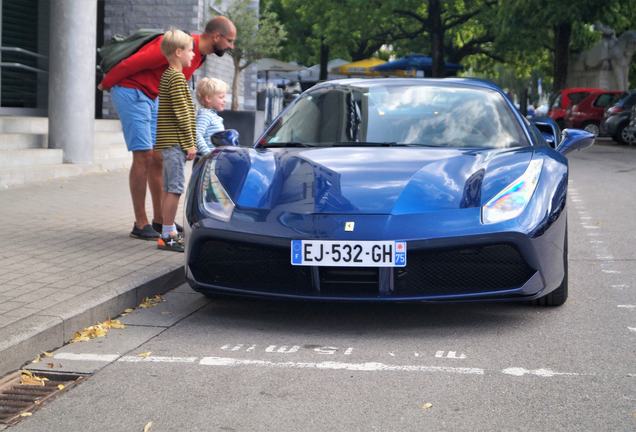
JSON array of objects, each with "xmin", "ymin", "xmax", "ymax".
[{"xmin": 161, "ymin": 145, "xmax": 186, "ymax": 194}]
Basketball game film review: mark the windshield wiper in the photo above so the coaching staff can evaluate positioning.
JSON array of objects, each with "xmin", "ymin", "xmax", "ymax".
[
  {"xmin": 331, "ymin": 141, "xmax": 416, "ymax": 147},
  {"xmin": 264, "ymin": 142, "xmax": 316, "ymax": 148}
]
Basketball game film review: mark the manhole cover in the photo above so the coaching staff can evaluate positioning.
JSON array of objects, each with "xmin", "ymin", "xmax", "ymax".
[{"xmin": 0, "ymin": 371, "xmax": 85, "ymax": 425}]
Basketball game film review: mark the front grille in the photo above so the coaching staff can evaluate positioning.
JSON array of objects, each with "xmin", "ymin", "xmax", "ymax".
[
  {"xmin": 319, "ymin": 267, "xmax": 379, "ymax": 296},
  {"xmin": 191, "ymin": 238, "xmax": 534, "ymax": 299},
  {"xmin": 190, "ymin": 239, "xmax": 312, "ymax": 294},
  {"xmin": 395, "ymin": 244, "xmax": 534, "ymax": 296}
]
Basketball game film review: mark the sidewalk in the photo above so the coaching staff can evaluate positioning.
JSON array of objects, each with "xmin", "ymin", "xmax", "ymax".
[{"xmin": 0, "ymin": 169, "xmax": 185, "ymax": 377}]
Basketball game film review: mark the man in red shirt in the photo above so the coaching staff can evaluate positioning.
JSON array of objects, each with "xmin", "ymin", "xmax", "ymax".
[{"xmin": 99, "ymin": 16, "xmax": 236, "ymax": 240}]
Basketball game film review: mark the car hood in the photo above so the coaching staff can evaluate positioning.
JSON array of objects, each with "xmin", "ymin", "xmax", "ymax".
[{"xmin": 212, "ymin": 146, "xmax": 535, "ymax": 215}]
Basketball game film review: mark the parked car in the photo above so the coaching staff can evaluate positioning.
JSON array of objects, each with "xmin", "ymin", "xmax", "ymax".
[
  {"xmin": 548, "ymin": 87, "xmax": 600, "ymax": 128},
  {"xmin": 564, "ymin": 90, "xmax": 624, "ymax": 135},
  {"xmin": 185, "ymin": 78, "xmax": 594, "ymax": 306},
  {"xmin": 624, "ymin": 104, "xmax": 636, "ymax": 144},
  {"xmin": 600, "ymin": 90, "xmax": 636, "ymax": 144}
]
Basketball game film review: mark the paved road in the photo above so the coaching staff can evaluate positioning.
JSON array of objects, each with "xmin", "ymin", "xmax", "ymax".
[{"xmin": 6, "ymin": 141, "xmax": 636, "ymax": 432}]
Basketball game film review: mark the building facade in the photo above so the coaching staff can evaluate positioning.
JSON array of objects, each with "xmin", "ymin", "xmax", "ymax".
[{"xmin": 0, "ymin": 0, "xmax": 257, "ymax": 118}]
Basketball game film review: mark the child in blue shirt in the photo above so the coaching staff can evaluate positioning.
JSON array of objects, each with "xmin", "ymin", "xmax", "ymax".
[{"xmin": 195, "ymin": 77, "xmax": 228, "ymax": 155}]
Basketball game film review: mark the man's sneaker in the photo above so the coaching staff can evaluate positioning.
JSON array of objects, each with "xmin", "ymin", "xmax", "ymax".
[
  {"xmin": 157, "ymin": 234, "xmax": 185, "ymax": 252},
  {"xmin": 130, "ymin": 224, "xmax": 160, "ymax": 240},
  {"xmin": 152, "ymin": 221, "xmax": 183, "ymax": 233}
]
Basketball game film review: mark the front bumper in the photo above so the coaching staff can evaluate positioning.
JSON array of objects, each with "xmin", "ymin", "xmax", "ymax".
[{"xmin": 185, "ymin": 213, "xmax": 566, "ymax": 302}]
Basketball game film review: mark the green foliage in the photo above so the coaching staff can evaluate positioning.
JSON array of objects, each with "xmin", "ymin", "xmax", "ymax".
[
  {"xmin": 212, "ymin": 0, "xmax": 286, "ymax": 109},
  {"xmin": 263, "ymin": 0, "xmax": 403, "ymax": 64},
  {"xmin": 215, "ymin": 0, "xmax": 286, "ymax": 71},
  {"xmin": 266, "ymin": 0, "xmax": 636, "ymax": 89}
]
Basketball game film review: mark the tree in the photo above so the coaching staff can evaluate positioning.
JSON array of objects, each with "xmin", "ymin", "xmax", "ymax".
[
  {"xmin": 494, "ymin": 0, "xmax": 633, "ymax": 93},
  {"xmin": 393, "ymin": 0, "xmax": 498, "ymax": 77},
  {"xmin": 213, "ymin": 0, "xmax": 286, "ymax": 110},
  {"xmin": 264, "ymin": 0, "xmax": 404, "ymax": 79}
]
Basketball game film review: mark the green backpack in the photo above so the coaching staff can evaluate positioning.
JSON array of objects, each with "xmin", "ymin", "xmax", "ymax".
[{"xmin": 97, "ymin": 29, "xmax": 163, "ymax": 74}]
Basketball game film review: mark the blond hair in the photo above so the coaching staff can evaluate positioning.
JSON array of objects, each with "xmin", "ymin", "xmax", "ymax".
[
  {"xmin": 196, "ymin": 77, "xmax": 228, "ymax": 104},
  {"xmin": 160, "ymin": 28, "xmax": 192, "ymax": 57}
]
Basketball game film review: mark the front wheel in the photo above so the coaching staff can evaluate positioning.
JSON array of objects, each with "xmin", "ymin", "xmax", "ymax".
[
  {"xmin": 534, "ymin": 230, "xmax": 568, "ymax": 306},
  {"xmin": 582, "ymin": 122, "xmax": 599, "ymax": 136},
  {"xmin": 616, "ymin": 123, "xmax": 636, "ymax": 145}
]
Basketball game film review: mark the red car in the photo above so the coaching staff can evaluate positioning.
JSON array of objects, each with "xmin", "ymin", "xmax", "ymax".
[
  {"xmin": 564, "ymin": 90, "xmax": 625, "ymax": 135},
  {"xmin": 548, "ymin": 88, "xmax": 599, "ymax": 128}
]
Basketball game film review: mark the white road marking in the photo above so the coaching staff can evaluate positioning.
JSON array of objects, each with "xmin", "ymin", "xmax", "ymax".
[
  {"xmin": 54, "ymin": 353, "xmax": 120, "ymax": 362},
  {"xmin": 580, "ymin": 216, "xmax": 592, "ymax": 220},
  {"xmin": 501, "ymin": 367, "xmax": 579, "ymax": 377},
  {"xmin": 602, "ymin": 269, "xmax": 621, "ymax": 274},
  {"xmin": 583, "ymin": 225, "xmax": 599, "ymax": 229},
  {"xmin": 589, "ymin": 240, "xmax": 604, "ymax": 244},
  {"xmin": 628, "ymin": 327, "xmax": 636, "ymax": 333},
  {"xmin": 612, "ymin": 284, "xmax": 629, "ymax": 288},
  {"xmin": 265, "ymin": 345, "xmax": 300, "ymax": 354},
  {"xmin": 49, "ymin": 352, "xmax": 585, "ymax": 378},
  {"xmin": 596, "ymin": 256, "xmax": 614, "ymax": 260},
  {"xmin": 435, "ymin": 351, "xmax": 467, "ymax": 359},
  {"xmin": 617, "ymin": 305, "xmax": 636, "ymax": 309},
  {"xmin": 198, "ymin": 356, "xmax": 484, "ymax": 375},
  {"xmin": 119, "ymin": 356, "xmax": 197, "ymax": 363}
]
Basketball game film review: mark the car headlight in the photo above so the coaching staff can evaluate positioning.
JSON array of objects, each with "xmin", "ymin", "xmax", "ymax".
[
  {"xmin": 481, "ymin": 159, "xmax": 543, "ymax": 224},
  {"xmin": 200, "ymin": 158, "xmax": 235, "ymax": 222}
]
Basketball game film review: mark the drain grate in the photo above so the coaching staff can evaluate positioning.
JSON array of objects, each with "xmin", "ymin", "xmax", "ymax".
[{"xmin": 0, "ymin": 371, "xmax": 85, "ymax": 425}]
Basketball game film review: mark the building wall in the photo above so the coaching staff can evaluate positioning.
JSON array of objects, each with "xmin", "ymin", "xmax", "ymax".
[{"xmin": 100, "ymin": 0, "xmax": 256, "ymax": 117}]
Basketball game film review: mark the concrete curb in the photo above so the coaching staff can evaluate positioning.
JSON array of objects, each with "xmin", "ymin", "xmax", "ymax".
[{"xmin": 0, "ymin": 265, "xmax": 184, "ymax": 377}]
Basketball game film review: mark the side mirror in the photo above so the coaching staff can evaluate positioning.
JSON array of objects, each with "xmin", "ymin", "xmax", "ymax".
[
  {"xmin": 556, "ymin": 128, "xmax": 595, "ymax": 155},
  {"xmin": 533, "ymin": 119, "xmax": 560, "ymax": 149},
  {"xmin": 211, "ymin": 129, "xmax": 240, "ymax": 147}
]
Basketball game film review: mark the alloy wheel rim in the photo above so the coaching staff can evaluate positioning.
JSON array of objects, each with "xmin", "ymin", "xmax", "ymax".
[{"xmin": 583, "ymin": 124, "xmax": 599, "ymax": 135}]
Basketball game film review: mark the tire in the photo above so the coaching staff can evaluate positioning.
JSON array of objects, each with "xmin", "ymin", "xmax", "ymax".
[
  {"xmin": 534, "ymin": 229, "xmax": 568, "ymax": 306},
  {"xmin": 618, "ymin": 123, "xmax": 636, "ymax": 145},
  {"xmin": 582, "ymin": 122, "xmax": 599, "ymax": 136}
]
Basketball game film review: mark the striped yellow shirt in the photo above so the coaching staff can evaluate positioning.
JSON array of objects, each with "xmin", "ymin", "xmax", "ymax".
[{"xmin": 155, "ymin": 67, "xmax": 195, "ymax": 151}]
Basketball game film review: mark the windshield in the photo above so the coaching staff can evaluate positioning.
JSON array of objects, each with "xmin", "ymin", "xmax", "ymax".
[{"xmin": 260, "ymin": 84, "xmax": 528, "ymax": 149}]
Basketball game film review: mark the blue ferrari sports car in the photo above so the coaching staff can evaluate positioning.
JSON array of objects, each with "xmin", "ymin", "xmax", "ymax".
[{"xmin": 184, "ymin": 78, "xmax": 594, "ymax": 306}]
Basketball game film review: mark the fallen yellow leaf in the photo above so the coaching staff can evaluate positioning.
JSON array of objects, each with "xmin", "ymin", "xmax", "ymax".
[
  {"xmin": 31, "ymin": 355, "xmax": 41, "ymax": 364},
  {"xmin": 43, "ymin": 352, "xmax": 53, "ymax": 357},
  {"xmin": 140, "ymin": 295, "xmax": 163, "ymax": 309},
  {"xmin": 103, "ymin": 319, "xmax": 126, "ymax": 329},
  {"xmin": 20, "ymin": 370, "xmax": 49, "ymax": 386},
  {"xmin": 422, "ymin": 402, "xmax": 433, "ymax": 410},
  {"xmin": 57, "ymin": 384, "xmax": 65, "ymax": 390},
  {"xmin": 137, "ymin": 351, "xmax": 152, "ymax": 358},
  {"xmin": 20, "ymin": 412, "xmax": 32, "ymax": 417},
  {"xmin": 70, "ymin": 318, "xmax": 126, "ymax": 343},
  {"xmin": 144, "ymin": 421, "xmax": 153, "ymax": 431},
  {"xmin": 124, "ymin": 308, "xmax": 134, "ymax": 313}
]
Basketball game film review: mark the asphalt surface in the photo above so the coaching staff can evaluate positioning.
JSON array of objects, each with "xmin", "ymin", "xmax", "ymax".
[{"xmin": 5, "ymin": 141, "xmax": 636, "ymax": 432}]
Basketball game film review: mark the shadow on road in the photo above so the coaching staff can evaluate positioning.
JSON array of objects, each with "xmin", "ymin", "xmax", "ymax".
[{"xmin": 188, "ymin": 295, "xmax": 553, "ymax": 337}]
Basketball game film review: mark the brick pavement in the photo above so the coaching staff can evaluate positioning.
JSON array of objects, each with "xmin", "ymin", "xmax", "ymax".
[{"xmin": 0, "ymin": 169, "xmax": 186, "ymax": 376}]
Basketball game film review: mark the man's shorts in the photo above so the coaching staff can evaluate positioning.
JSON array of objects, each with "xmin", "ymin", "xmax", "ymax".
[
  {"xmin": 162, "ymin": 146, "xmax": 186, "ymax": 194},
  {"xmin": 111, "ymin": 86, "xmax": 158, "ymax": 152}
]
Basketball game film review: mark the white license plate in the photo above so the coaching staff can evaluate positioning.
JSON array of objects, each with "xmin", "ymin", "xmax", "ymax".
[{"xmin": 291, "ymin": 240, "xmax": 406, "ymax": 267}]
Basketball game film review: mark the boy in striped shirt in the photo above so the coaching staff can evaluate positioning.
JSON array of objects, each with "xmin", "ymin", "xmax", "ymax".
[
  {"xmin": 154, "ymin": 29, "xmax": 196, "ymax": 252},
  {"xmin": 195, "ymin": 77, "xmax": 228, "ymax": 156}
]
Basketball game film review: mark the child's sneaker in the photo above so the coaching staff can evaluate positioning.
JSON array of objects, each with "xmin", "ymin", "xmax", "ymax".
[{"xmin": 157, "ymin": 233, "xmax": 185, "ymax": 252}]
